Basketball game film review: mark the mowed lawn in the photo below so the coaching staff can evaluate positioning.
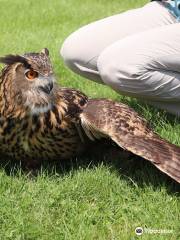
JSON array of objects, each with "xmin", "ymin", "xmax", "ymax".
[{"xmin": 0, "ymin": 0, "xmax": 180, "ymax": 239}]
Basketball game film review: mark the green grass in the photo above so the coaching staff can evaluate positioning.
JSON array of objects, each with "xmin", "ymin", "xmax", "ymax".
[{"xmin": 0, "ymin": 0, "xmax": 179, "ymax": 239}]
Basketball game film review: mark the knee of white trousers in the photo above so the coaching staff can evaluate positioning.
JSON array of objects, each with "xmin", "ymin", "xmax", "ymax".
[
  {"xmin": 60, "ymin": 32, "xmax": 82, "ymax": 72},
  {"xmin": 60, "ymin": 31, "xmax": 102, "ymax": 83}
]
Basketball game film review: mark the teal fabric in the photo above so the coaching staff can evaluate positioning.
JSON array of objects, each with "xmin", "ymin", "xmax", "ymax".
[{"xmin": 165, "ymin": 0, "xmax": 180, "ymax": 21}]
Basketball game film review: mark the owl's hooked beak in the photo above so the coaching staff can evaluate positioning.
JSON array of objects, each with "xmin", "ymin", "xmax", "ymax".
[
  {"xmin": 37, "ymin": 74, "xmax": 54, "ymax": 95},
  {"xmin": 39, "ymin": 81, "xmax": 53, "ymax": 94}
]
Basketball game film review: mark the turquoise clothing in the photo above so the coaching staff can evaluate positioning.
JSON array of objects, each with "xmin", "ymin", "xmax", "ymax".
[{"xmin": 166, "ymin": 0, "xmax": 180, "ymax": 21}]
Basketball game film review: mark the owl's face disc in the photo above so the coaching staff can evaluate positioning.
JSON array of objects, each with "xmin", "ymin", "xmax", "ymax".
[{"xmin": 0, "ymin": 48, "xmax": 56, "ymax": 115}]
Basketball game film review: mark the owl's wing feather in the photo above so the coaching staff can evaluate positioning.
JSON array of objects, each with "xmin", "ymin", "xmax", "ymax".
[{"xmin": 80, "ymin": 99, "xmax": 180, "ymax": 183}]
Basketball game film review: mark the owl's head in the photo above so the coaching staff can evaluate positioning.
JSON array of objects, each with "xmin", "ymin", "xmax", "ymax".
[{"xmin": 0, "ymin": 48, "xmax": 55, "ymax": 115}]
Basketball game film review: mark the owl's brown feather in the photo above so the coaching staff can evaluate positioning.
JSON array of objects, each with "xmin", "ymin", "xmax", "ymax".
[
  {"xmin": 0, "ymin": 49, "xmax": 179, "ymax": 184},
  {"xmin": 80, "ymin": 99, "xmax": 180, "ymax": 183},
  {"xmin": 0, "ymin": 86, "xmax": 88, "ymax": 162}
]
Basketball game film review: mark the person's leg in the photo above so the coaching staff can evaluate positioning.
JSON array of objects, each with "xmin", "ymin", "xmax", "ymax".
[
  {"xmin": 61, "ymin": 1, "xmax": 176, "ymax": 83},
  {"xmin": 97, "ymin": 22, "xmax": 180, "ymax": 115}
]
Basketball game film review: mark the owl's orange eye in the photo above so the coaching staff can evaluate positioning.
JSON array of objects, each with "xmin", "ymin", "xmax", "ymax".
[{"xmin": 25, "ymin": 69, "xmax": 38, "ymax": 80}]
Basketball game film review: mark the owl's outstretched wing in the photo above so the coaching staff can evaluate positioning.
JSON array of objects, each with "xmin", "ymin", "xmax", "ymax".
[{"xmin": 79, "ymin": 99, "xmax": 180, "ymax": 183}]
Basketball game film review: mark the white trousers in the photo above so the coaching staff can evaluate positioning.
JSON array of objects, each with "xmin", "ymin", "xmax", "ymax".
[{"xmin": 61, "ymin": 1, "xmax": 180, "ymax": 115}]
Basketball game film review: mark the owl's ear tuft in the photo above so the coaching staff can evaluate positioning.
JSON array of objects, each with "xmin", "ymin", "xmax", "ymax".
[
  {"xmin": 41, "ymin": 48, "xmax": 49, "ymax": 56},
  {"xmin": 0, "ymin": 55, "xmax": 31, "ymax": 68}
]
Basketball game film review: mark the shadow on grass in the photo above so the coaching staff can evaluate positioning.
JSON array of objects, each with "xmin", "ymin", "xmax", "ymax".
[{"xmin": 0, "ymin": 139, "xmax": 179, "ymax": 196}]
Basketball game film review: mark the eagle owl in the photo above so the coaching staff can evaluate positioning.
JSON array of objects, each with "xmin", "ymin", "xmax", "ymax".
[{"xmin": 0, "ymin": 49, "xmax": 179, "ymax": 184}]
